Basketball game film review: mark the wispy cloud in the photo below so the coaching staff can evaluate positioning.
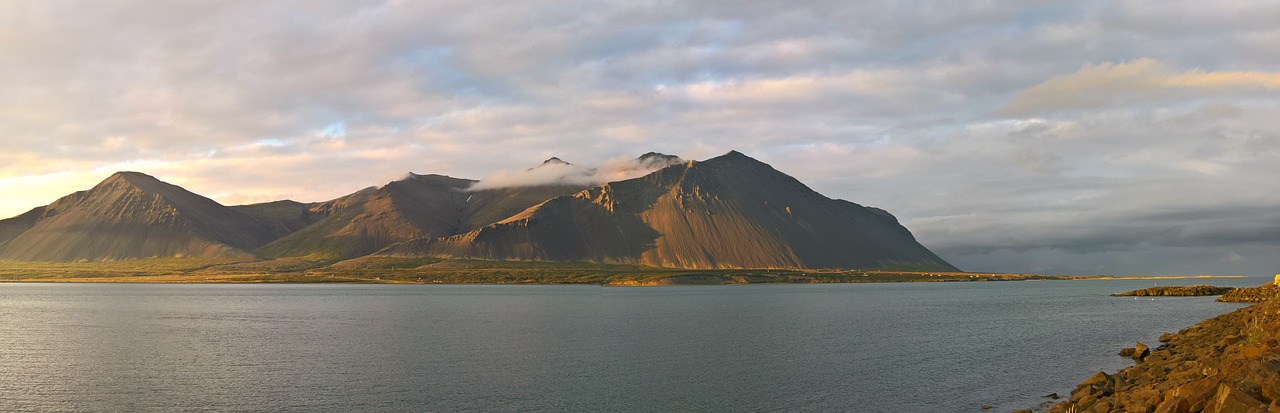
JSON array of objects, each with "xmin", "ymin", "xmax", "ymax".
[
  {"xmin": 1003, "ymin": 59, "xmax": 1280, "ymax": 115},
  {"xmin": 469, "ymin": 155, "xmax": 684, "ymax": 190}
]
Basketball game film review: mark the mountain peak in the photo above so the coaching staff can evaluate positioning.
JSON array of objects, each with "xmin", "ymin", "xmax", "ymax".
[
  {"xmin": 0, "ymin": 170, "xmax": 274, "ymax": 261},
  {"xmin": 401, "ymin": 173, "xmax": 475, "ymax": 185},
  {"xmin": 541, "ymin": 157, "xmax": 570, "ymax": 166},
  {"xmin": 387, "ymin": 149, "xmax": 956, "ymax": 270},
  {"xmin": 105, "ymin": 171, "xmax": 159, "ymax": 184},
  {"xmin": 637, "ymin": 152, "xmax": 682, "ymax": 164},
  {"xmin": 703, "ymin": 150, "xmax": 768, "ymax": 169},
  {"xmin": 98, "ymin": 171, "xmax": 176, "ymax": 195},
  {"xmin": 634, "ymin": 152, "xmax": 684, "ymax": 172}
]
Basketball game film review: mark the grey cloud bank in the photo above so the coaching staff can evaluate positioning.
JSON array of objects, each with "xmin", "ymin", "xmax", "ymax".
[{"xmin": 1, "ymin": 0, "xmax": 1278, "ymax": 276}]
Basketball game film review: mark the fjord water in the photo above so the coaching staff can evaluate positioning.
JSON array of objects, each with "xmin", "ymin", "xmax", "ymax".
[{"xmin": 0, "ymin": 279, "xmax": 1259, "ymax": 412}]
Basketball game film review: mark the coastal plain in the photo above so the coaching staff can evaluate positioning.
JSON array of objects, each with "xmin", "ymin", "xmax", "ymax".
[{"xmin": 0, "ymin": 256, "xmax": 1239, "ymax": 286}]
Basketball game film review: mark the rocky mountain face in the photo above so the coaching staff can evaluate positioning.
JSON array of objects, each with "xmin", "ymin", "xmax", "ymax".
[
  {"xmin": 0, "ymin": 172, "xmax": 275, "ymax": 261},
  {"xmin": 0, "ymin": 151, "xmax": 956, "ymax": 271},
  {"xmin": 379, "ymin": 151, "xmax": 957, "ymax": 270},
  {"xmin": 253, "ymin": 174, "xmax": 584, "ymax": 260}
]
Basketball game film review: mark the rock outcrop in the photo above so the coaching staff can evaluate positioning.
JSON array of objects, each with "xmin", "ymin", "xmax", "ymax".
[
  {"xmin": 1111, "ymin": 285, "xmax": 1236, "ymax": 297},
  {"xmin": 1219, "ymin": 284, "xmax": 1280, "ymax": 303}
]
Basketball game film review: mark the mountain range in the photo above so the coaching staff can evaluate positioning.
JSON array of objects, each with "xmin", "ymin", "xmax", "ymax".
[{"xmin": 0, "ymin": 151, "xmax": 957, "ymax": 271}]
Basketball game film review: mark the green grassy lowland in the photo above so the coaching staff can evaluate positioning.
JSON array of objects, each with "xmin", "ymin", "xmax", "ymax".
[{"xmin": 0, "ymin": 256, "xmax": 1107, "ymax": 284}]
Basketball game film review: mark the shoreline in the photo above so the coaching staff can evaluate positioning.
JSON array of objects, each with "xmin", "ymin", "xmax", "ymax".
[
  {"xmin": 1037, "ymin": 282, "xmax": 1280, "ymax": 413},
  {"xmin": 1089, "ymin": 276, "xmax": 1250, "ymax": 280}
]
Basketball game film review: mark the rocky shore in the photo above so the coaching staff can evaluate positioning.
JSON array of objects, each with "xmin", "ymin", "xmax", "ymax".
[
  {"xmin": 1218, "ymin": 284, "xmax": 1280, "ymax": 303},
  {"xmin": 1112, "ymin": 285, "xmax": 1236, "ymax": 297},
  {"xmin": 1041, "ymin": 282, "xmax": 1280, "ymax": 413}
]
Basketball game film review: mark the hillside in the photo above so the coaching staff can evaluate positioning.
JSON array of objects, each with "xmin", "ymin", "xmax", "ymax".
[
  {"xmin": 252, "ymin": 173, "xmax": 585, "ymax": 260},
  {"xmin": 0, "ymin": 151, "xmax": 954, "ymax": 271},
  {"xmin": 231, "ymin": 200, "xmax": 322, "ymax": 239},
  {"xmin": 0, "ymin": 172, "xmax": 273, "ymax": 261},
  {"xmin": 379, "ymin": 151, "xmax": 957, "ymax": 271}
]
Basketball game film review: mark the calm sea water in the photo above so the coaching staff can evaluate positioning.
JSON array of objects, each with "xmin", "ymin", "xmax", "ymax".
[{"xmin": 0, "ymin": 278, "xmax": 1261, "ymax": 412}]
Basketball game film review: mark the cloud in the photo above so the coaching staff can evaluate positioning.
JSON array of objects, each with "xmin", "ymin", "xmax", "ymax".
[
  {"xmin": 1003, "ymin": 59, "xmax": 1280, "ymax": 115},
  {"xmin": 1, "ymin": 0, "xmax": 1279, "ymax": 277},
  {"xmin": 468, "ymin": 154, "xmax": 684, "ymax": 190}
]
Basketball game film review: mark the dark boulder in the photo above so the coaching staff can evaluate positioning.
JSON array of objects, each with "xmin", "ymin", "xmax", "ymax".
[{"xmin": 1133, "ymin": 342, "xmax": 1151, "ymax": 361}]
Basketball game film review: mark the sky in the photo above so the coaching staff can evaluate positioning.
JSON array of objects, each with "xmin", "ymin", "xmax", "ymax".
[{"xmin": 1, "ymin": 1, "xmax": 1278, "ymax": 276}]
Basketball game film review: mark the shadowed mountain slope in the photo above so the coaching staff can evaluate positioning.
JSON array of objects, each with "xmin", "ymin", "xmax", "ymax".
[
  {"xmin": 231, "ymin": 200, "xmax": 322, "ymax": 239},
  {"xmin": 253, "ymin": 173, "xmax": 585, "ymax": 260},
  {"xmin": 0, "ymin": 206, "xmax": 45, "ymax": 249},
  {"xmin": 252, "ymin": 153, "xmax": 682, "ymax": 261},
  {"xmin": 379, "ymin": 151, "xmax": 957, "ymax": 271},
  {"xmin": 0, "ymin": 172, "xmax": 275, "ymax": 261}
]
